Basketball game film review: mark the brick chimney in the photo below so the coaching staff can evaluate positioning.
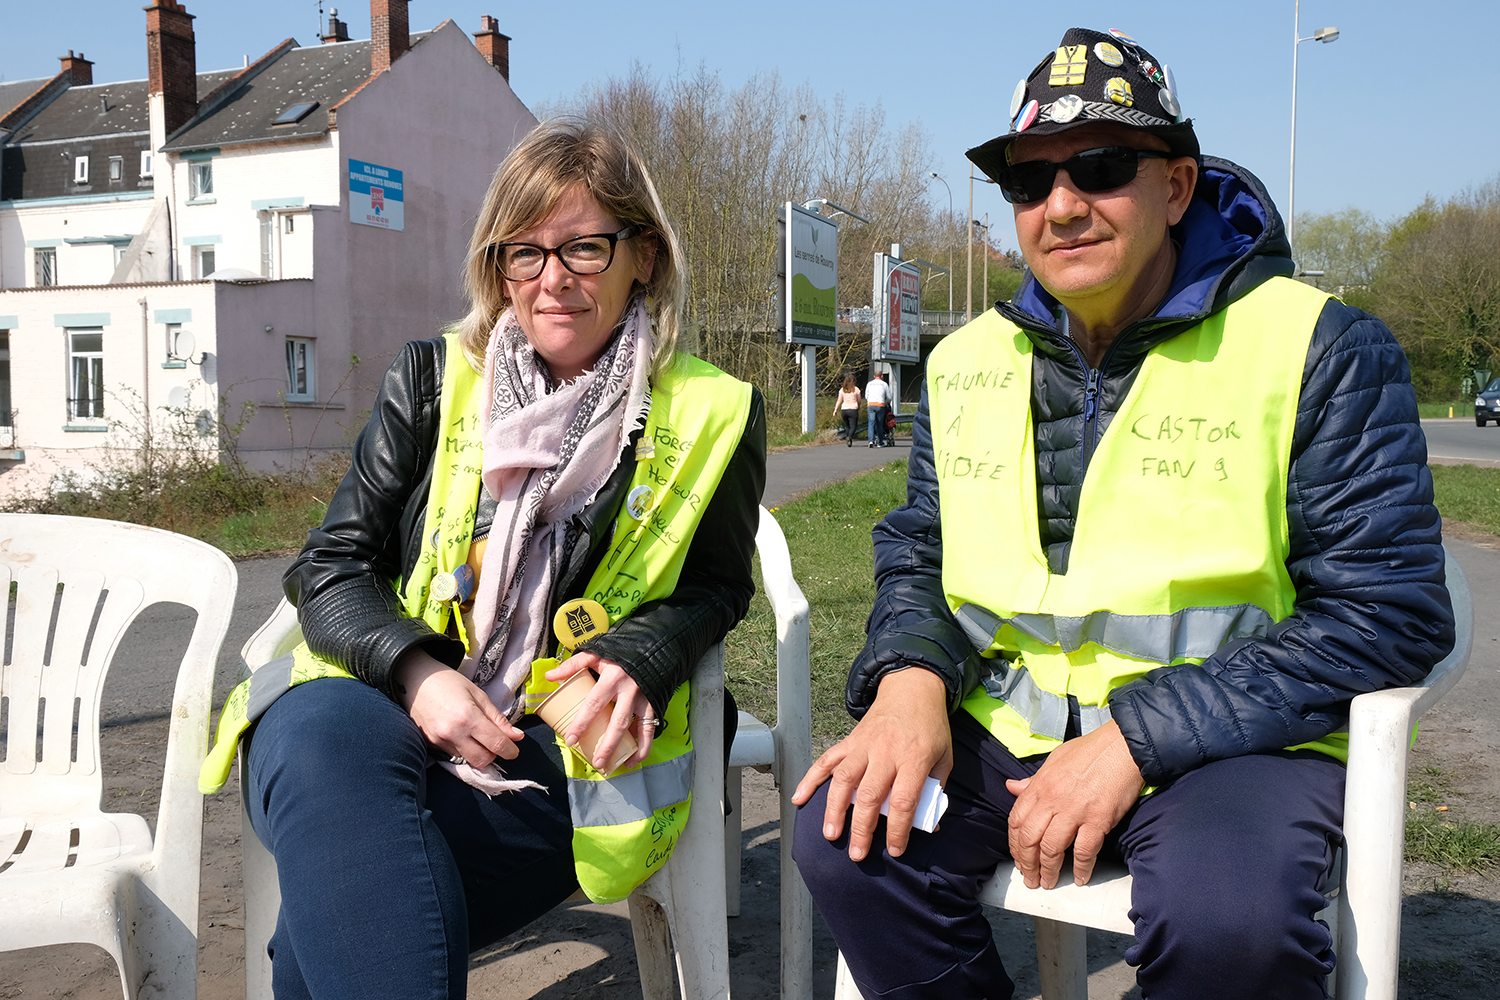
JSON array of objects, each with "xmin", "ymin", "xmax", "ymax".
[
  {"xmin": 321, "ymin": 7, "xmax": 350, "ymax": 44},
  {"xmin": 472, "ymin": 16, "xmax": 510, "ymax": 81},
  {"xmin": 59, "ymin": 50, "xmax": 94, "ymax": 85},
  {"xmin": 145, "ymin": 1, "xmax": 197, "ymax": 139},
  {"xmin": 370, "ymin": 0, "xmax": 409, "ymax": 75}
]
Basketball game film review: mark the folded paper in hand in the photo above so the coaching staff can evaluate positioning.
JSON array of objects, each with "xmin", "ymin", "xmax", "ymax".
[{"xmin": 847, "ymin": 776, "xmax": 950, "ymax": 833}]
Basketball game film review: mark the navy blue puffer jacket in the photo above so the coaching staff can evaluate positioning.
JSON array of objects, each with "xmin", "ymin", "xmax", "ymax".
[{"xmin": 846, "ymin": 157, "xmax": 1455, "ymax": 785}]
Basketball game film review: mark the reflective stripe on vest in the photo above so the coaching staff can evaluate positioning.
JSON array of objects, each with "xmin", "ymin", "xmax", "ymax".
[
  {"xmin": 567, "ymin": 751, "xmax": 695, "ymax": 828},
  {"xmin": 931, "ymin": 277, "xmax": 1340, "ymax": 761}
]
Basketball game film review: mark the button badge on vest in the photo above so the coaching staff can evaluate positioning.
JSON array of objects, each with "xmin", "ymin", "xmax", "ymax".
[
  {"xmin": 626, "ymin": 485, "xmax": 654, "ymax": 520},
  {"xmin": 554, "ymin": 598, "xmax": 611, "ymax": 652}
]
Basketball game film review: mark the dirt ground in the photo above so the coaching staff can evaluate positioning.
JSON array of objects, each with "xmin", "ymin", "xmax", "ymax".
[{"xmin": 3, "ymin": 533, "xmax": 1498, "ymax": 998}]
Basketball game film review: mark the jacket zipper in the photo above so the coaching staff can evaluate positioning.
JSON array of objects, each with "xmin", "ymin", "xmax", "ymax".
[{"xmin": 1061, "ymin": 337, "xmax": 1104, "ymax": 473}]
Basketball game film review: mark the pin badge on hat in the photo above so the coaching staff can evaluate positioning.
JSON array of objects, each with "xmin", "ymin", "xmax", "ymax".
[
  {"xmin": 1108, "ymin": 28, "xmax": 1137, "ymax": 42},
  {"xmin": 553, "ymin": 598, "xmax": 609, "ymax": 652},
  {"xmin": 1049, "ymin": 45, "xmax": 1088, "ymax": 86},
  {"xmin": 1014, "ymin": 99, "xmax": 1039, "ymax": 132},
  {"xmin": 1009, "ymin": 79, "xmax": 1027, "ymax": 120},
  {"xmin": 1049, "ymin": 94, "xmax": 1084, "ymax": 123},
  {"xmin": 1163, "ymin": 64, "xmax": 1183, "ymax": 121},
  {"xmin": 1105, "ymin": 77, "xmax": 1134, "ymax": 107},
  {"xmin": 1159, "ymin": 87, "xmax": 1180, "ymax": 119},
  {"xmin": 626, "ymin": 484, "xmax": 654, "ymax": 520},
  {"xmin": 1094, "ymin": 42, "xmax": 1124, "ymax": 67},
  {"xmin": 1138, "ymin": 58, "xmax": 1165, "ymax": 86}
]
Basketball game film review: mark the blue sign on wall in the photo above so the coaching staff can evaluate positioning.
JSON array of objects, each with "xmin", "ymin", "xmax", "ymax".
[{"xmin": 349, "ymin": 159, "xmax": 404, "ymax": 231}]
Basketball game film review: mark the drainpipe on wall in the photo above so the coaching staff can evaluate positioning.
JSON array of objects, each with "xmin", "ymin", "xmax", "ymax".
[{"xmin": 140, "ymin": 297, "xmax": 152, "ymax": 444}]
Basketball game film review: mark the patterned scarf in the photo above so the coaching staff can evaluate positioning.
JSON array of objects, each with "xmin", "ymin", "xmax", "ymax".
[{"xmin": 463, "ymin": 294, "xmax": 654, "ymax": 716}]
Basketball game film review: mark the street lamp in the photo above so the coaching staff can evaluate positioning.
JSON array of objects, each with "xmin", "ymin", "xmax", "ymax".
[
  {"xmin": 968, "ymin": 167, "xmax": 1000, "ymax": 323},
  {"xmin": 1289, "ymin": 1, "xmax": 1339, "ymax": 252},
  {"xmin": 930, "ymin": 172, "xmax": 954, "ymax": 313}
]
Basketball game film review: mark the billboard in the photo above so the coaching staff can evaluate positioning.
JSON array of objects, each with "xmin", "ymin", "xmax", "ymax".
[
  {"xmin": 872, "ymin": 254, "xmax": 921, "ymax": 362},
  {"xmin": 349, "ymin": 158, "xmax": 404, "ymax": 231},
  {"xmin": 781, "ymin": 202, "xmax": 839, "ymax": 345}
]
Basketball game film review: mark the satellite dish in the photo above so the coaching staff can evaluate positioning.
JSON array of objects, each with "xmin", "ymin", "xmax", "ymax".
[
  {"xmin": 195, "ymin": 409, "xmax": 214, "ymax": 438},
  {"xmin": 167, "ymin": 386, "xmax": 188, "ymax": 408},
  {"xmin": 172, "ymin": 329, "xmax": 196, "ymax": 361}
]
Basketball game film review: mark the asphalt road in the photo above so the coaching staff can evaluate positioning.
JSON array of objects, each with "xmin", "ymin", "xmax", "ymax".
[{"xmin": 1422, "ymin": 418, "xmax": 1500, "ymax": 468}]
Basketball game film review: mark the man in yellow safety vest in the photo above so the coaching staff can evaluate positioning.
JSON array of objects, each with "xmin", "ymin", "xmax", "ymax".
[{"xmin": 793, "ymin": 26, "xmax": 1454, "ymax": 1000}]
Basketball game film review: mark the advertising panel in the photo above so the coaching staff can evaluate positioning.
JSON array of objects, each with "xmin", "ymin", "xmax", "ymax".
[
  {"xmin": 872, "ymin": 254, "xmax": 921, "ymax": 362},
  {"xmin": 783, "ymin": 202, "xmax": 839, "ymax": 345},
  {"xmin": 349, "ymin": 159, "xmax": 404, "ymax": 231}
]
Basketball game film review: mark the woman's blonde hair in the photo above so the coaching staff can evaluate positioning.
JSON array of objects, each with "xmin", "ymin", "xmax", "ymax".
[{"xmin": 454, "ymin": 118, "xmax": 685, "ymax": 379}]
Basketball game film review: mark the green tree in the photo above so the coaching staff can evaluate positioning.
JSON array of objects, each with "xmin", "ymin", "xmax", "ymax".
[
  {"xmin": 1369, "ymin": 182, "xmax": 1500, "ymax": 400},
  {"xmin": 1293, "ymin": 207, "xmax": 1386, "ymax": 291}
]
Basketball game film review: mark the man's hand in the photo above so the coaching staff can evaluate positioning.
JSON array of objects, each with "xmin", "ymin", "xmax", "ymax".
[
  {"xmin": 394, "ymin": 648, "xmax": 522, "ymax": 768},
  {"xmin": 1004, "ymin": 720, "xmax": 1143, "ymax": 889},
  {"xmin": 545, "ymin": 652, "xmax": 654, "ymax": 770},
  {"xmin": 791, "ymin": 668, "xmax": 952, "ymax": 862}
]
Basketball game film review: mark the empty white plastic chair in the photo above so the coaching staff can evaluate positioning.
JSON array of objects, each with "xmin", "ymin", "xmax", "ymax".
[
  {"xmin": 836, "ymin": 549, "xmax": 1474, "ymax": 1000},
  {"xmin": 725, "ymin": 506, "xmax": 814, "ymax": 1000},
  {"xmin": 0, "ymin": 513, "xmax": 237, "ymax": 1000}
]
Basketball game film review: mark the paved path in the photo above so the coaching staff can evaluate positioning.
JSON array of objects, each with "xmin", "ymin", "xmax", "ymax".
[{"xmin": 1422, "ymin": 418, "xmax": 1500, "ymax": 468}]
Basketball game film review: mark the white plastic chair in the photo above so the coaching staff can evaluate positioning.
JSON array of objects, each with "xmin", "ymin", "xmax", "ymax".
[
  {"xmin": 239, "ymin": 641, "xmax": 742, "ymax": 999},
  {"xmin": 726, "ymin": 506, "xmax": 814, "ymax": 1000},
  {"xmin": 0, "ymin": 513, "xmax": 238, "ymax": 1000},
  {"xmin": 836, "ymin": 549, "xmax": 1474, "ymax": 1000}
]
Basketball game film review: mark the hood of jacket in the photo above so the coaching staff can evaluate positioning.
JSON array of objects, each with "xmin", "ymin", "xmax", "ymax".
[{"xmin": 999, "ymin": 156, "xmax": 1296, "ymax": 365}]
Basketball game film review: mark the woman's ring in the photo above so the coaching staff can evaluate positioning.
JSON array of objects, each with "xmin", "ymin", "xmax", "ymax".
[
  {"xmin": 448, "ymin": 754, "xmax": 466, "ymax": 765},
  {"xmin": 640, "ymin": 716, "xmax": 661, "ymax": 733}
]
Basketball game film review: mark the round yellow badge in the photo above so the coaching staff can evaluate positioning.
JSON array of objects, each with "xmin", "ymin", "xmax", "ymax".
[{"xmin": 553, "ymin": 598, "xmax": 610, "ymax": 651}]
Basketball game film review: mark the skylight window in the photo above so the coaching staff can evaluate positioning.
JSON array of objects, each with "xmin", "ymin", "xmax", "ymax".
[{"xmin": 272, "ymin": 101, "xmax": 320, "ymax": 126}]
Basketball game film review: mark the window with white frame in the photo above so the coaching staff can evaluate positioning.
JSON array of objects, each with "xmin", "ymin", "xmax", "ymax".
[
  {"xmin": 194, "ymin": 246, "xmax": 216, "ymax": 279},
  {"xmin": 67, "ymin": 328, "xmax": 105, "ymax": 421},
  {"xmin": 190, "ymin": 161, "xmax": 213, "ymax": 199},
  {"xmin": 140, "ymin": 151, "xmax": 154, "ymax": 178},
  {"xmin": 285, "ymin": 338, "xmax": 314, "ymax": 401},
  {"xmin": 108, "ymin": 155, "xmax": 123, "ymax": 182},
  {"xmin": 35, "ymin": 247, "xmax": 57, "ymax": 287},
  {"xmin": 73, "ymin": 155, "xmax": 89, "ymax": 184}
]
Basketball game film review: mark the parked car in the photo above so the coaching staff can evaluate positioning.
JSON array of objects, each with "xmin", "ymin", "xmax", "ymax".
[{"xmin": 1476, "ymin": 378, "xmax": 1500, "ymax": 426}]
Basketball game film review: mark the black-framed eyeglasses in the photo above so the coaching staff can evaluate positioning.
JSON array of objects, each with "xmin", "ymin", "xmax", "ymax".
[
  {"xmin": 997, "ymin": 147, "xmax": 1171, "ymax": 205},
  {"xmin": 489, "ymin": 224, "xmax": 643, "ymax": 281}
]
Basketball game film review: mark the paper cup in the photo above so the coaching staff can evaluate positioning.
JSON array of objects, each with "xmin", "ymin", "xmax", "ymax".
[{"xmin": 535, "ymin": 670, "xmax": 638, "ymax": 775}]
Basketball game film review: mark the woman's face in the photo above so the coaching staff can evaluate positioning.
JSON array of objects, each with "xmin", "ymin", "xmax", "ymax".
[{"xmin": 502, "ymin": 186, "xmax": 654, "ymax": 380}]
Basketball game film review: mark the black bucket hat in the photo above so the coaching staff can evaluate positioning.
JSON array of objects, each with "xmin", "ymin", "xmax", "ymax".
[{"xmin": 967, "ymin": 27, "xmax": 1198, "ymax": 184}]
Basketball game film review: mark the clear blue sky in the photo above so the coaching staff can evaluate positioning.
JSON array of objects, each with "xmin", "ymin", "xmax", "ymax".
[{"xmin": 6, "ymin": 1, "xmax": 1497, "ymax": 252}]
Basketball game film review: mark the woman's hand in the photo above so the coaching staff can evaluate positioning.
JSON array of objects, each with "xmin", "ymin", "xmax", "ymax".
[
  {"xmin": 545, "ymin": 652, "xmax": 655, "ymax": 770},
  {"xmin": 394, "ymin": 647, "xmax": 523, "ymax": 768}
]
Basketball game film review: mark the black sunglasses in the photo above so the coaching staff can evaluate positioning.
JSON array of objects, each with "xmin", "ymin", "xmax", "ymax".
[{"xmin": 997, "ymin": 147, "xmax": 1171, "ymax": 204}]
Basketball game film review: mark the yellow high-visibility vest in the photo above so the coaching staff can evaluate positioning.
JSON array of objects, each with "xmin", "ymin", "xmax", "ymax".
[
  {"xmin": 927, "ymin": 277, "xmax": 1348, "ymax": 763},
  {"xmin": 202, "ymin": 333, "xmax": 752, "ymax": 903}
]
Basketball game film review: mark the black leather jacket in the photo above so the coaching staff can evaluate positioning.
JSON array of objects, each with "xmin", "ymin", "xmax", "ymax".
[
  {"xmin": 284, "ymin": 336, "xmax": 767, "ymax": 716},
  {"xmin": 846, "ymin": 157, "xmax": 1455, "ymax": 785}
]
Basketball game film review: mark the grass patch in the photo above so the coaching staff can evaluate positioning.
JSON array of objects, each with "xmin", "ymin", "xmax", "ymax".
[
  {"xmin": 762, "ymin": 393, "xmax": 845, "ymax": 448},
  {"xmin": 1418, "ymin": 401, "xmax": 1469, "ymax": 418},
  {"xmin": 1431, "ymin": 464, "xmax": 1500, "ymax": 537},
  {"xmin": 1405, "ymin": 811, "xmax": 1500, "ymax": 872},
  {"xmin": 725, "ymin": 460, "xmax": 909, "ymax": 743}
]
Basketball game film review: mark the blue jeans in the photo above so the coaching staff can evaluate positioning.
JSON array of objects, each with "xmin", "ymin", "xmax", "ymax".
[
  {"xmin": 793, "ymin": 711, "xmax": 1344, "ymax": 1000},
  {"xmin": 245, "ymin": 678, "xmax": 578, "ymax": 1000},
  {"xmin": 868, "ymin": 405, "xmax": 888, "ymax": 445}
]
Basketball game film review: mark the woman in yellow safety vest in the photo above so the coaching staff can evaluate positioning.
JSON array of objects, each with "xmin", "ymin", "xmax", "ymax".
[{"xmin": 223, "ymin": 119, "xmax": 765, "ymax": 999}]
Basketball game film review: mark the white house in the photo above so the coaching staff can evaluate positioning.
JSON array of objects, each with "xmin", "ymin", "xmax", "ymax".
[{"xmin": 0, "ymin": 1, "xmax": 534, "ymax": 493}]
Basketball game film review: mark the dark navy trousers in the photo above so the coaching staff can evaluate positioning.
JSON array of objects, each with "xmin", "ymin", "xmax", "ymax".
[
  {"xmin": 792, "ymin": 712, "xmax": 1345, "ymax": 1000},
  {"xmin": 244, "ymin": 678, "xmax": 580, "ymax": 1000}
]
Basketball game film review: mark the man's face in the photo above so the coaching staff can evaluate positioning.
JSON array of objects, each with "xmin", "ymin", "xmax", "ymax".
[{"xmin": 1010, "ymin": 123, "xmax": 1195, "ymax": 317}]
